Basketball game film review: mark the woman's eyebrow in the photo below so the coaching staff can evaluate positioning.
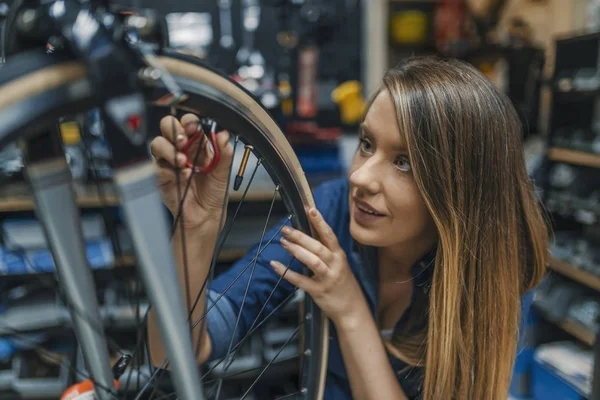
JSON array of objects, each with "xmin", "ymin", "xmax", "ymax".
[
  {"xmin": 361, "ymin": 123, "xmax": 407, "ymax": 151},
  {"xmin": 359, "ymin": 123, "xmax": 374, "ymax": 140}
]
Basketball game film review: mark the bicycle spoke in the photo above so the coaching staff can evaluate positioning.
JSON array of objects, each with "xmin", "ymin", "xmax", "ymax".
[
  {"xmin": 6, "ymin": 241, "xmax": 127, "ymax": 358},
  {"xmin": 275, "ymin": 391, "xmax": 303, "ymax": 400},
  {"xmin": 169, "ymin": 132, "xmax": 207, "ymax": 239},
  {"xmin": 153, "ymin": 392, "xmax": 178, "ymax": 400},
  {"xmin": 200, "ymin": 287, "xmax": 299, "ymax": 381},
  {"xmin": 188, "ymin": 153, "xmax": 262, "ymax": 322},
  {"xmin": 224, "ymin": 257, "xmax": 296, "ymax": 364},
  {"xmin": 239, "ymin": 325, "xmax": 300, "ymax": 400},
  {"xmin": 138, "ymin": 214, "xmax": 292, "ymax": 399},
  {"xmin": 124, "ymin": 279, "xmax": 146, "ymax": 393},
  {"xmin": 202, "ymin": 353, "xmax": 300, "ymax": 388},
  {"xmin": 190, "ymin": 215, "xmax": 292, "ymax": 332},
  {"xmin": 193, "ymin": 136, "xmax": 239, "ymax": 359},
  {"xmin": 147, "ymin": 132, "xmax": 239, "ymax": 399},
  {"xmin": 0, "ymin": 321, "xmax": 118, "ymax": 397},
  {"xmin": 149, "ymin": 287, "xmax": 300, "ymax": 400},
  {"xmin": 214, "ymin": 185, "xmax": 280, "ymax": 399}
]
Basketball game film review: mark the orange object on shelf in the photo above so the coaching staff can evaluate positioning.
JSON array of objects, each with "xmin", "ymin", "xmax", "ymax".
[
  {"xmin": 286, "ymin": 121, "xmax": 341, "ymax": 145},
  {"xmin": 61, "ymin": 379, "xmax": 121, "ymax": 400}
]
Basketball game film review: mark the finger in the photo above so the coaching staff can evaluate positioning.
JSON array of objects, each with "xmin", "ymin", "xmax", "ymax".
[
  {"xmin": 307, "ymin": 208, "xmax": 340, "ymax": 250},
  {"xmin": 178, "ymin": 114, "xmax": 201, "ymax": 150},
  {"xmin": 206, "ymin": 130, "xmax": 234, "ymax": 180},
  {"xmin": 280, "ymin": 237, "xmax": 329, "ymax": 276},
  {"xmin": 155, "ymin": 160, "xmax": 191, "ymax": 187},
  {"xmin": 186, "ymin": 132, "xmax": 210, "ymax": 169},
  {"xmin": 270, "ymin": 261, "xmax": 318, "ymax": 292},
  {"xmin": 281, "ymin": 226, "xmax": 334, "ymax": 264},
  {"xmin": 150, "ymin": 137, "xmax": 187, "ymax": 168},
  {"xmin": 159, "ymin": 115, "xmax": 186, "ymax": 145}
]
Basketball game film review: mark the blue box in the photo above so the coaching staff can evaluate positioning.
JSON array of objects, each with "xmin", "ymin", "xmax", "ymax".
[
  {"xmin": 0, "ymin": 239, "xmax": 114, "ymax": 275},
  {"xmin": 532, "ymin": 357, "xmax": 587, "ymax": 400},
  {"xmin": 510, "ymin": 347, "xmax": 535, "ymax": 399}
]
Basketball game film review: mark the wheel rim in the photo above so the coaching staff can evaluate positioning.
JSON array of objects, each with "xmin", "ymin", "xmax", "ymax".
[{"xmin": 0, "ymin": 50, "xmax": 328, "ymax": 399}]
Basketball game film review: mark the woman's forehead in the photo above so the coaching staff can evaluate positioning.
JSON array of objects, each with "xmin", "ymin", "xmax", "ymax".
[{"xmin": 363, "ymin": 91, "xmax": 407, "ymax": 150}]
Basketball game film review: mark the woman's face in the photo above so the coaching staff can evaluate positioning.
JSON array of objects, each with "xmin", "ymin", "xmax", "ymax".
[{"xmin": 349, "ymin": 90, "xmax": 437, "ymax": 250}]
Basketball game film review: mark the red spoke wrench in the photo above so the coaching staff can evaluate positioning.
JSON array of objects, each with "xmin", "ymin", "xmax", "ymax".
[{"xmin": 182, "ymin": 120, "xmax": 221, "ymax": 174}]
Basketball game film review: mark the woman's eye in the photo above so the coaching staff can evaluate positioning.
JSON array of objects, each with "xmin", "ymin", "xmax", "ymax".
[
  {"xmin": 359, "ymin": 138, "xmax": 373, "ymax": 154},
  {"xmin": 395, "ymin": 156, "xmax": 411, "ymax": 173}
]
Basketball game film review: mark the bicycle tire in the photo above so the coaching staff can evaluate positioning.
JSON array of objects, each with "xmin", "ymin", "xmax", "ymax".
[{"xmin": 0, "ymin": 48, "xmax": 328, "ymax": 399}]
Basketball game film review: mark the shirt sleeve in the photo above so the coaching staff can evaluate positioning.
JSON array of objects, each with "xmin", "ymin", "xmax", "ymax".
[{"xmin": 206, "ymin": 179, "xmax": 347, "ymax": 360}]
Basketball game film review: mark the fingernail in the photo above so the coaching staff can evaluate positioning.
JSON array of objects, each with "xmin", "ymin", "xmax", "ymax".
[
  {"xmin": 280, "ymin": 238, "xmax": 289, "ymax": 246},
  {"xmin": 176, "ymin": 134, "xmax": 185, "ymax": 143},
  {"xmin": 310, "ymin": 208, "xmax": 318, "ymax": 217},
  {"xmin": 281, "ymin": 226, "xmax": 292, "ymax": 235},
  {"xmin": 270, "ymin": 261, "xmax": 278, "ymax": 268},
  {"xmin": 177, "ymin": 154, "xmax": 186, "ymax": 165}
]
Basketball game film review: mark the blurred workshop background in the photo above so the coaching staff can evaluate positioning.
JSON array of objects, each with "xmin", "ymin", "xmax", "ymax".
[{"xmin": 1, "ymin": 0, "xmax": 600, "ymax": 399}]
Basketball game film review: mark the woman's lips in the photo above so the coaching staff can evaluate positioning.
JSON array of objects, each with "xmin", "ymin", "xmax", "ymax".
[{"xmin": 352, "ymin": 200, "xmax": 385, "ymax": 224}]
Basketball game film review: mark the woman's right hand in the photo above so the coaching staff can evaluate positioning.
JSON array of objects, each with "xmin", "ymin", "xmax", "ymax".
[{"xmin": 150, "ymin": 114, "xmax": 234, "ymax": 230}]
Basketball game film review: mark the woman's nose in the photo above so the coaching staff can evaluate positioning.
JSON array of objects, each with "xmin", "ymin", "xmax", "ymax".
[{"xmin": 349, "ymin": 158, "xmax": 381, "ymax": 195}]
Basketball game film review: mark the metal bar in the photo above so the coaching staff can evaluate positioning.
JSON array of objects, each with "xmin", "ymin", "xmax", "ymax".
[
  {"xmin": 113, "ymin": 161, "xmax": 204, "ymax": 400},
  {"xmin": 26, "ymin": 157, "xmax": 116, "ymax": 400}
]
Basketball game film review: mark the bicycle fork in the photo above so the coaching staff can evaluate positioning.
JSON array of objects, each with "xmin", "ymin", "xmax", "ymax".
[{"xmin": 24, "ymin": 128, "xmax": 117, "ymax": 400}]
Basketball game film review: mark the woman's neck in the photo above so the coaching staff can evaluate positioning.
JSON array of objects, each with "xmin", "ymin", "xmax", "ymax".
[{"xmin": 377, "ymin": 239, "xmax": 434, "ymax": 283}]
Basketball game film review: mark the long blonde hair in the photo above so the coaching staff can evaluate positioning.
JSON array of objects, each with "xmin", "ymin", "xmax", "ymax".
[{"xmin": 378, "ymin": 57, "xmax": 548, "ymax": 399}]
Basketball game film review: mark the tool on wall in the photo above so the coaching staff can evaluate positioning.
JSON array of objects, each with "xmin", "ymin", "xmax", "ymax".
[
  {"xmin": 218, "ymin": 0, "xmax": 234, "ymax": 50},
  {"xmin": 236, "ymin": 0, "xmax": 265, "ymax": 86}
]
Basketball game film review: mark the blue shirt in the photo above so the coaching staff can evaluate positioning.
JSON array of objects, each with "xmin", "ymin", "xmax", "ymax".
[{"xmin": 207, "ymin": 178, "xmax": 534, "ymax": 399}]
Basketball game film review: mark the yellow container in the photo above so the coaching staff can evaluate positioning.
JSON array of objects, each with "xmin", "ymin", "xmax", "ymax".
[
  {"xmin": 390, "ymin": 10, "xmax": 428, "ymax": 44},
  {"xmin": 332, "ymin": 81, "xmax": 366, "ymax": 125},
  {"xmin": 59, "ymin": 121, "xmax": 81, "ymax": 145}
]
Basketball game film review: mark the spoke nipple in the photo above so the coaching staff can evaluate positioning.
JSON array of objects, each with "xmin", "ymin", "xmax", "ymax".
[
  {"xmin": 304, "ymin": 349, "xmax": 312, "ymax": 356},
  {"xmin": 235, "ymin": 135, "xmax": 240, "ymax": 143},
  {"xmin": 301, "ymin": 388, "xmax": 308, "ymax": 394},
  {"xmin": 288, "ymin": 214, "xmax": 293, "ymax": 220},
  {"xmin": 275, "ymin": 184, "xmax": 281, "ymax": 191},
  {"xmin": 305, "ymin": 313, "xmax": 312, "ymax": 320}
]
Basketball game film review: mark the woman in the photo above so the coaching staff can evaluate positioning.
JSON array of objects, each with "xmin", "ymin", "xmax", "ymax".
[{"xmin": 148, "ymin": 56, "xmax": 548, "ymax": 399}]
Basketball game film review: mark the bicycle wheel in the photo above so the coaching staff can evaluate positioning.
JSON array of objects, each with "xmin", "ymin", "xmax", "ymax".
[{"xmin": 0, "ymin": 48, "xmax": 328, "ymax": 399}]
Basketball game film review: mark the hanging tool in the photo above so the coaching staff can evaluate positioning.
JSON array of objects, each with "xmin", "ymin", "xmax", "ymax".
[
  {"xmin": 236, "ymin": 0, "xmax": 265, "ymax": 80},
  {"xmin": 218, "ymin": 0, "xmax": 234, "ymax": 49}
]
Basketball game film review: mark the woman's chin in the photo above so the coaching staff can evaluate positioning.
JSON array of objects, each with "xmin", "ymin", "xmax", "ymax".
[{"xmin": 350, "ymin": 221, "xmax": 382, "ymax": 247}]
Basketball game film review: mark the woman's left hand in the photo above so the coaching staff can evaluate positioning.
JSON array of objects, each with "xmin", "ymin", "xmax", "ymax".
[{"xmin": 270, "ymin": 208, "xmax": 368, "ymax": 327}]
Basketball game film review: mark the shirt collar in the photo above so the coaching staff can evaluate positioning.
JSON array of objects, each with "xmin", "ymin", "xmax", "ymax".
[{"xmin": 351, "ymin": 241, "xmax": 437, "ymax": 323}]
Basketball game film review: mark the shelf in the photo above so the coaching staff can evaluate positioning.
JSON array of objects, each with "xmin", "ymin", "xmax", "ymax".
[
  {"xmin": 114, "ymin": 248, "xmax": 247, "ymax": 268},
  {"xmin": 548, "ymin": 257, "xmax": 600, "ymax": 293},
  {"xmin": 557, "ymin": 319, "xmax": 596, "ymax": 346},
  {"xmin": 1, "ymin": 249, "xmax": 248, "ymax": 280},
  {"xmin": 0, "ymin": 182, "xmax": 279, "ymax": 212},
  {"xmin": 536, "ymin": 306, "xmax": 596, "ymax": 346},
  {"xmin": 548, "ymin": 148, "xmax": 600, "ymax": 169},
  {"xmin": 0, "ymin": 182, "xmax": 120, "ymax": 212},
  {"xmin": 554, "ymin": 89, "xmax": 600, "ymax": 102}
]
